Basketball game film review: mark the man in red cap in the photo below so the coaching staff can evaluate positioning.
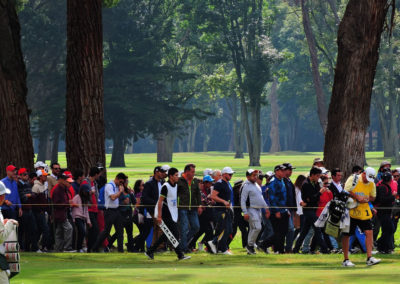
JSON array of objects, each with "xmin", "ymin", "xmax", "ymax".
[
  {"xmin": 17, "ymin": 168, "xmax": 38, "ymax": 252},
  {"xmin": 1, "ymin": 165, "xmax": 22, "ymax": 220}
]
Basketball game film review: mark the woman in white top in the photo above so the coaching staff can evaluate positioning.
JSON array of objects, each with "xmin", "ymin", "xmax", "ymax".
[{"xmin": 293, "ymin": 175, "xmax": 307, "ymax": 241}]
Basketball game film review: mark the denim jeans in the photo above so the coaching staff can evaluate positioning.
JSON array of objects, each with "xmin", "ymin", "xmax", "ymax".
[
  {"xmin": 33, "ymin": 211, "xmax": 51, "ymax": 250},
  {"xmin": 285, "ymin": 213, "xmax": 295, "ymax": 252},
  {"xmin": 178, "ymin": 209, "xmax": 200, "ymax": 251}
]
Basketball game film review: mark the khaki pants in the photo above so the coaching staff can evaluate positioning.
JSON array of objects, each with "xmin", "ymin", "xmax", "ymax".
[{"xmin": 0, "ymin": 270, "xmax": 9, "ymax": 284}]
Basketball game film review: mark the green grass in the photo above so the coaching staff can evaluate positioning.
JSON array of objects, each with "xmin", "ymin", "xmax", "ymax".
[
  {"xmin": 44, "ymin": 151, "xmax": 397, "ymax": 185},
  {"xmin": 13, "ymin": 250, "xmax": 400, "ymax": 283},
  {"xmin": 21, "ymin": 151, "xmax": 399, "ymax": 283}
]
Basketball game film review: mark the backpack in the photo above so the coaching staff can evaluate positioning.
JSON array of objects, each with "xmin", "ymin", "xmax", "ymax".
[{"xmin": 98, "ymin": 182, "xmax": 116, "ymax": 210}]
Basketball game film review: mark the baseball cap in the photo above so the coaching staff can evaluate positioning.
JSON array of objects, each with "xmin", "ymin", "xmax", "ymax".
[
  {"xmin": 274, "ymin": 165, "xmax": 286, "ymax": 172},
  {"xmin": 203, "ymin": 168, "xmax": 213, "ymax": 176},
  {"xmin": 161, "ymin": 165, "xmax": 171, "ymax": 172},
  {"xmin": 60, "ymin": 171, "xmax": 74, "ymax": 183},
  {"xmin": 266, "ymin": 171, "xmax": 273, "ymax": 177},
  {"xmin": 313, "ymin": 158, "xmax": 323, "ymax": 164},
  {"xmin": 18, "ymin": 168, "xmax": 28, "ymax": 175},
  {"xmin": 364, "ymin": 167, "xmax": 376, "ymax": 183},
  {"xmin": 36, "ymin": 170, "xmax": 48, "ymax": 177},
  {"xmin": 282, "ymin": 163, "xmax": 296, "ymax": 170},
  {"xmin": 380, "ymin": 161, "xmax": 391, "ymax": 168},
  {"xmin": 154, "ymin": 166, "xmax": 167, "ymax": 173},
  {"xmin": 246, "ymin": 169, "xmax": 259, "ymax": 176},
  {"xmin": 0, "ymin": 181, "xmax": 11, "ymax": 195},
  {"xmin": 203, "ymin": 175, "xmax": 214, "ymax": 182},
  {"xmin": 221, "ymin": 167, "xmax": 235, "ymax": 175},
  {"xmin": 80, "ymin": 183, "xmax": 91, "ymax": 193},
  {"xmin": 34, "ymin": 161, "xmax": 46, "ymax": 169},
  {"xmin": 6, "ymin": 165, "xmax": 16, "ymax": 172}
]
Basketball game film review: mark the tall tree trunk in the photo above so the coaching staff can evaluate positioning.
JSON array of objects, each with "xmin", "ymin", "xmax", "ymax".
[
  {"xmin": 110, "ymin": 134, "xmax": 125, "ymax": 167},
  {"xmin": 232, "ymin": 95, "xmax": 244, "ymax": 158},
  {"xmin": 37, "ymin": 131, "xmax": 48, "ymax": 162},
  {"xmin": 202, "ymin": 121, "xmax": 209, "ymax": 152},
  {"xmin": 327, "ymin": 0, "xmax": 340, "ymax": 26},
  {"xmin": 323, "ymin": 0, "xmax": 389, "ymax": 178},
  {"xmin": 269, "ymin": 78, "xmax": 280, "ymax": 153},
  {"xmin": 189, "ymin": 120, "xmax": 198, "ymax": 152},
  {"xmin": 249, "ymin": 102, "xmax": 261, "ymax": 166},
  {"xmin": 157, "ymin": 132, "xmax": 175, "ymax": 162},
  {"xmin": 51, "ymin": 130, "xmax": 60, "ymax": 163},
  {"xmin": 45, "ymin": 135, "xmax": 52, "ymax": 160},
  {"xmin": 66, "ymin": 0, "xmax": 105, "ymax": 174},
  {"xmin": 301, "ymin": 0, "xmax": 328, "ymax": 133},
  {"xmin": 0, "ymin": 0, "xmax": 34, "ymax": 174}
]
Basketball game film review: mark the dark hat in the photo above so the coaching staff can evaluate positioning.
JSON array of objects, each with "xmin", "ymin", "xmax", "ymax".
[
  {"xmin": 282, "ymin": 163, "xmax": 296, "ymax": 170},
  {"xmin": 80, "ymin": 183, "xmax": 91, "ymax": 193},
  {"xmin": 274, "ymin": 165, "xmax": 286, "ymax": 172}
]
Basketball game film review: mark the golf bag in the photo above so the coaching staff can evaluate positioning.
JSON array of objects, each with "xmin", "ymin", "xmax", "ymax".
[
  {"xmin": 4, "ymin": 224, "xmax": 20, "ymax": 279},
  {"xmin": 325, "ymin": 191, "xmax": 350, "ymax": 238}
]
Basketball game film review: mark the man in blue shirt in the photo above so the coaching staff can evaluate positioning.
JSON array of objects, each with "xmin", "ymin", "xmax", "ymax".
[
  {"xmin": 1, "ymin": 165, "xmax": 22, "ymax": 219},
  {"xmin": 267, "ymin": 165, "xmax": 289, "ymax": 254}
]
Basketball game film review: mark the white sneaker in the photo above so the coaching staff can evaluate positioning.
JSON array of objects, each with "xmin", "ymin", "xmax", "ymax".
[
  {"xmin": 78, "ymin": 249, "xmax": 84, "ymax": 253},
  {"xmin": 207, "ymin": 241, "xmax": 217, "ymax": 254},
  {"xmin": 220, "ymin": 250, "xmax": 233, "ymax": 255},
  {"xmin": 198, "ymin": 242, "xmax": 204, "ymax": 252},
  {"xmin": 342, "ymin": 259, "xmax": 355, "ymax": 267},
  {"xmin": 36, "ymin": 249, "xmax": 43, "ymax": 253},
  {"xmin": 366, "ymin": 257, "xmax": 381, "ymax": 266}
]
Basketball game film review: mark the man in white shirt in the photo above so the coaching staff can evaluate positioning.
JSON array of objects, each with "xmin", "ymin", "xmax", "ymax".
[
  {"xmin": 329, "ymin": 168, "xmax": 344, "ymax": 198},
  {"xmin": 92, "ymin": 173, "xmax": 127, "ymax": 252}
]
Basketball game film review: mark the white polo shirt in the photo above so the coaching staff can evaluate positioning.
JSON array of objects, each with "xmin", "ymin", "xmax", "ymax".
[{"xmin": 105, "ymin": 181, "xmax": 119, "ymax": 209}]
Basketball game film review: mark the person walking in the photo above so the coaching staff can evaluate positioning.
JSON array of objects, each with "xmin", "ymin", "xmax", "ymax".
[
  {"xmin": 145, "ymin": 168, "xmax": 190, "ymax": 260},
  {"xmin": 208, "ymin": 167, "xmax": 235, "ymax": 255},
  {"xmin": 177, "ymin": 164, "xmax": 201, "ymax": 253},
  {"xmin": 92, "ymin": 173, "xmax": 127, "ymax": 253},
  {"xmin": 1, "ymin": 165, "xmax": 22, "ymax": 220},
  {"xmin": 241, "ymin": 169, "xmax": 269, "ymax": 255},
  {"xmin": 342, "ymin": 167, "xmax": 381, "ymax": 267}
]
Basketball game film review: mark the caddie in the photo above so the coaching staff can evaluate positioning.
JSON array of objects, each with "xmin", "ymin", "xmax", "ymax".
[{"xmin": 0, "ymin": 181, "xmax": 18, "ymax": 283}]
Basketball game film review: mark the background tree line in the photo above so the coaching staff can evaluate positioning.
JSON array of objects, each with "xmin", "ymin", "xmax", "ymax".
[{"xmin": 0, "ymin": 0, "xmax": 397, "ymax": 174}]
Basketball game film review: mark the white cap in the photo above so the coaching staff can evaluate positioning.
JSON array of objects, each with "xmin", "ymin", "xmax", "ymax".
[
  {"xmin": 161, "ymin": 165, "xmax": 170, "ymax": 172},
  {"xmin": 319, "ymin": 167, "xmax": 330, "ymax": 175},
  {"xmin": 246, "ymin": 169, "xmax": 259, "ymax": 175},
  {"xmin": 221, "ymin": 167, "xmax": 235, "ymax": 175},
  {"xmin": 34, "ymin": 161, "xmax": 44, "ymax": 169},
  {"xmin": 365, "ymin": 167, "xmax": 376, "ymax": 182},
  {"xmin": 203, "ymin": 168, "xmax": 213, "ymax": 176},
  {"xmin": 0, "ymin": 181, "xmax": 11, "ymax": 195},
  {"xmin": 266, "ymin": 171, "xmax": 273, "ymax": 177}
]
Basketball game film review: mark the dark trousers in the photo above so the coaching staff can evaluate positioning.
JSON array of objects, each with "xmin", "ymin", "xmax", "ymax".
[
  {"xmin": 148, "ymin": 216, "xmax": 183, "ymax": 258},
  {"xmin": 33, "ymin": 211, "xmax": 51, "ymax": 249},
  {"xmin": 20, "ymin": 210, "xmax": 38, "ymax": 251},
  {"xmin": 87, "ymin": 212, "xmax": 99, "ymax": 252},
  {"xmin": 270, "ymin": 212, "xmax": 289, "ymax": 253},
  {"xmin": 377, "ymin": 213, "xmax": 394, "ymax": 252},
  {"xmin": 74, "ymin": 218, "xmax": 86, "ymax": 250},
  {"xmin": 189, "ymin": 208, "xmax": 214, "ymax": 249},
  {"xmin": 132, "ymin": 214, "xmax": 147, "ymax": 251},
  {"xmin": 229, "ymin": 209, "xmax": 249, "ymax": 248},
  {"xmin": 212, "ymin": 209, "xmax": 233, "ymax": 252},
  {"xmin": 109, "ymin": 210, "xmax": 134, "ymax": 251},
  {"xmin": 93, "ymin": 208, "xmax": 123, "ymax": 252},
  {"xmin": 293, "ymin": 210, "xmax": 328, "ymax": 253}
]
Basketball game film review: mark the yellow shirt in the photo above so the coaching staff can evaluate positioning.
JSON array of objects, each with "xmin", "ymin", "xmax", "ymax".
[{"xmin": 344, "ymin": 175, "xmax": 376, "ymax": 220}]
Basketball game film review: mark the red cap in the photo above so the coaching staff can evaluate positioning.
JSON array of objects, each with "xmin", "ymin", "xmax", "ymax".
[
  {"xmin": 63, "ymin": 171, "xmax": 73, "ymax": 178},
  {"xmin": 18, "ymin": 168, "xmax": 28, "ymax": 175},
  {"xmin": 6, "ymin": 165, "xmax": 16, "ymax": 172}
]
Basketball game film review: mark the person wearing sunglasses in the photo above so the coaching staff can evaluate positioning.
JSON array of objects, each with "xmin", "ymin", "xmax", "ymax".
[{"xmin": 342, "ymin": 167, "xmax": 381, "ymax": 267}]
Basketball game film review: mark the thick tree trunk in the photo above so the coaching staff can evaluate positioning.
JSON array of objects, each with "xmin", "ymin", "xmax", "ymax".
[
  {"xmin": 323, "ymin": 0, "xmax": 389, "ymax": 178},
  {"xmin": 0, "ymin": 0, "xmax": 34, "ymax": 174},
  {"xmin": 301, "ymin": 0, "xmax": 328, "ymax": 133},
  {"xmin": 110, "ymin": 134, "xmax": 125, "ymax": 167},
  {"xmin": 51, "ymin": 130, "xmax": 60, "ymax": 163},
  {"xmin": 157, "ymin": 133, "xmax": 175, "ymax": 162},
  {"xmin": 37, "ymin": 131, "xmax": 48, "ymax": 162},
  {"xmin": 232, "ymin": 95, "xmax": 244, "ymax": 159},
  {"xmin": 66, "ymin": 0, "xmax": 105, "ymax": 174},
  {"xmin": 269, "ymin": 78, "xmax": 280, "ymax": 153},
  {"xmin": 202, "ymin": 121, "xmax": 209, "ymax": 152},
  {"xmin": 249, "ymin": 102, "xmax": 261, "ymax": 166}
]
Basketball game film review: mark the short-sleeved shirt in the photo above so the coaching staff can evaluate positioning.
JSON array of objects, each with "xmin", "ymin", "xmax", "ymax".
[
  {"xmin": 213, "ymin": 179, "xmax": 231, "ymax": 211},
  {"xmin": 344, "ymin": 175, "xmax": 376, "ymax": 220},
  {"xmin": 105, "ymin": 181, "xmax": 118, "ymax": 209}
]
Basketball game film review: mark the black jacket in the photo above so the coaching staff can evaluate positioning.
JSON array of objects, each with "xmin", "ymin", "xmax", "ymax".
[
  {"xmin": 283, "ymin": 178, "xmax": 296, "ymax": 211},
  {"xmin": 18, "ymin": 180, "xmax": 34, "ymax": 211},
  {"xmin": 376, "ymin": 183, "xmax": 395, "ymax": 215},
  {"xmin": 301, "ymin": 178, "xmax": 321, "ymax": 212},
  {"xmin": 329, "ymin": 182, "xmax": 341, "ymax": 198},
  {"xmin": 177, "ymin": 177, "xmax": 201, "ymax": 210},
  {"xmin": 140, "ymin": 177, "xmax": 162, "ymax": 216}
]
